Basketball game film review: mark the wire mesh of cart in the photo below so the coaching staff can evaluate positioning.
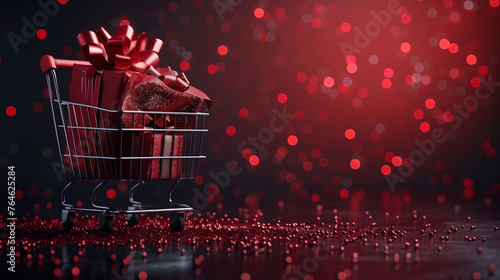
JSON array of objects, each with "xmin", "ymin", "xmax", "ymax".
[{"xmin": 40, "ymin": 55, "xmax": 208, "ymax": 234}]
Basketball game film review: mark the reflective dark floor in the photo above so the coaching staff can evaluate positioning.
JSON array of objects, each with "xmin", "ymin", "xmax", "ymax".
[{"xmin": 1, "ymin": 196, "xmax": 500, "ymax": 280}]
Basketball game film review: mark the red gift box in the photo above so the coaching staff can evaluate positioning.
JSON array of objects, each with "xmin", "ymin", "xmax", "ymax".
[
  {"xmin": 63, "ymin": 25, "xmax": 210, "ymax": 180},
  {"xmin": 64, "ymin": 64, "xmax": 131, "ymax": 178}
]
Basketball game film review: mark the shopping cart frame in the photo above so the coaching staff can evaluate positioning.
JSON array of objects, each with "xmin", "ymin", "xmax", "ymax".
[{"xmin": 41, "ymin": 55, "xmax": 208, "ymax": 234}]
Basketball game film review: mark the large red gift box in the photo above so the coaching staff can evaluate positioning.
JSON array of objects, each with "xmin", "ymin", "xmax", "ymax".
[{"xmin": 63, "ymin": 25, "xmax": 210, "ymax": 180}]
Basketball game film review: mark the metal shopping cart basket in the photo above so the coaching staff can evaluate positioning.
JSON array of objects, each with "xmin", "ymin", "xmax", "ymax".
[{"xmin": 40, "ymin": 55, "xmax": 208, "ymax": 234}]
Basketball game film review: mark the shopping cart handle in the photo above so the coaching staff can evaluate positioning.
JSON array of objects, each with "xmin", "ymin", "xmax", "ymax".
[{"xmin": 40, "ymin": 55, "xmax": 92, "ymax": 73}]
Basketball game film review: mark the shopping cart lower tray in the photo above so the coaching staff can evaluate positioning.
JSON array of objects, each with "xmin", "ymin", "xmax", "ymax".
[{"xmin": 41, "ymin": 55, "xmax": 208, "ymax": 234}]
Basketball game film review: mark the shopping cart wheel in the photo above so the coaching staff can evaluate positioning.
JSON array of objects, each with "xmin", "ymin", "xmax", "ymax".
[
  {"xmin": 126, "ymin": 206, "xmax": 140, "ymax": 226},
  {"xmin": 170, "ymin": 212, "xmax": 185, "ymax": 232},
  {"xmin": 98, "ymin": 214, "xmax": 114, "ymax": 235},
  {"xmin": 61, "ymin": 209, "xmax": 75, "ymax": 231},
  {"xmin": 127, "ymin": 213, "xmax": 140, "ymax": 226}
]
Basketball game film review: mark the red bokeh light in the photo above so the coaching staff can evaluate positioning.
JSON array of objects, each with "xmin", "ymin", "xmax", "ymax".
[
  {"xmin": 249, "ymin": 155, "xmax": 260, "ymax": 166},
  {"xmin": 6, "ymin": 106, "xmax": 16, "ymax": 117},
  {"xmin": 414, "ymin": 109, "xmax": 424, "ymax": 120},
  {"xmin": 439, "ymin": 39, "xmax": 450, "ymax": 50},
  {"xmin": 340, "ymin": 189, "xmax": 349, "ymax": 199},
  {"xmin": 345, "ymin": 129, "xmax": 355, "ymax": 140},
  {"xmin": 478, "ymin": 65, "xmax": 489, "ymax": 75},
  {"xmin": 180, "ymin": 61, "xmax": 190, "ymax": 71},
  {"xmin": 347, "ymin": 63, "xmax": 357, "ymax": 74},
  {"xmin": 470, "ymin": 77, "xmax": 481, "ymax": 87},
  {"xmin": 138, "ymin": 271, "xmax": 148, "ymax": 280},
  {"xmin": 303, "ymin": 161, "xmax": 313, "ymax": 171},
  {"xmin": 392, "ymin": 156, "xmax": 403, "ymax": 167},
  {"xmin": 464, "ymin": 188, "xmax": 474, "ymax": 198},
  {"xmin": 401, "ymin": 14, "xmax": 411, "ymax": 24},
  {"xmin": 287, "ymin": 135, "xmax": 298, "ymax": 146},
  {"xmin": 350, "ymin": 159, "xmax": 361, "ymax": 170},
  {"xmin": 400, "ymin": 42, "xmax": 411, "ymax": 53},
  {"xmin": 226, "ymin": 126, "xmax": 236, "ymax": 136},
  {"xmin": 384, "ymin": 68, "xmax": 394, "ymax": 78},
  {"xmin": 463, "ymin": 178, "xmax": 474, "ymax": 188},
  {"xmin": 218, "ymin": 45, "xmax": 228, "ymax": 56},
  {"xmin": 425, "ymin": 98, "xmax": 435, "ymax": 109},
  {"xmin": 277, "ymin": 93, "xmax": 288, "ymax": 103},
  {"xmin": 438, "ymin": 195, "xmax": 445, "ymax": 203},
  {"xmin": 239, "ymin": 108, "xmax": 249, "ymax": 118},
  {"xmin": 448, "ymin": 43, "xmax": 459, "ymax": 54},
  {"xmin": 106, "ymin": 189, "xmax": 116, "ymax": 199},
  {"xmin": 466, "ymin": 54, "xmax": 477, "ymax": 65},
  {"xmin": 381, "ymin": 79, "xmax": 392, "ymax": 89},
  {"xmin": 443, "ymin": 112, "xmax": 453, "ymax": 122},
  {"xmin": 420, "ymin": 122, "xmax": 430, "ymax": 133},
  {"xmin": 346, "ymin": 55, "xmax": 356, "ymax": 64},
  {"xmin": 297, "ymin": 72, "xmax": 307, "ymax": 82},
  {"xmin": 242, "ymin": 148, "xmax": 252, "ymax": 159},
  {"xmin": 311, "ymin": 19, "xmax": 322, "ymax": 28},
  {"xmin": 37, "ymin": 29, "xmax": 47, "ymax": 39},
  {"xmin": 207, "ymin": 64, "xmax": 217, "ymax": 74},
  {"xmin": 381, "ymin": 165, "xmax": 391, "ymax": 175},
  {"xmin": 385, "ymin": 152, "xmax": 395, "ymax": 162},
  {"xmin": 324, "ymin": 77, "xmax": 335, "ymax": 87},
  {"xmin": 71, "ymin": 267, "xmax": 80, "ymax": 277},
  {"xmin": 254, "ymin": 8, "xmax": 265, "ymax": 18},
  {"xmin": 341, "ymin": 22, "xmax": 351, "ymax": 32}
]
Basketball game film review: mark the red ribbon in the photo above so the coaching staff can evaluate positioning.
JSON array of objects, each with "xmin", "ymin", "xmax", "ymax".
[{"xmin": 77, "ymin": 25, "xmax": 163, "ymax": 73}]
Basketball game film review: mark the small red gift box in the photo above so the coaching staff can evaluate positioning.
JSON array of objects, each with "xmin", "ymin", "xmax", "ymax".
[{"xmin": 63, "ymin": 64, "xmax": 131, "ymax": 178}]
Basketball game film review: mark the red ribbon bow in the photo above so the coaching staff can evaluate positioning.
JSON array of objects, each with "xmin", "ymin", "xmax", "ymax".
[{"xmin": 77, "ymin": 25, "xmax": 163, "ymax": 73}]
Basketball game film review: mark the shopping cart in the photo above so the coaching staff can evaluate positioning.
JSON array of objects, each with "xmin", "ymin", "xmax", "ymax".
[{"xmin": 40, "ymin": 55, "xmax": 208, "ymax": 234}]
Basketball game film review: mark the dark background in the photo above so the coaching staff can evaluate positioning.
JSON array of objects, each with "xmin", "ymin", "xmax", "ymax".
[{"xmin": 1, "ymin": 0, "xmax": 500, "ymax": 220}]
